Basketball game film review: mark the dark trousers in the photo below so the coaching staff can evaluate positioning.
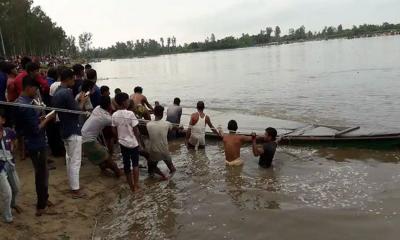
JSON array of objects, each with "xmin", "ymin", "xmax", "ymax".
[
  {"xmin": 46, "ymin": 121, "xmax": 65, "ymax": 157},
  {"xmin": 120, "ymin": 145, "xmax": 139, "ymax": 175},
  {"xmin": 29, "ymin": 148, "xmax": 49, "ymax": 210}
]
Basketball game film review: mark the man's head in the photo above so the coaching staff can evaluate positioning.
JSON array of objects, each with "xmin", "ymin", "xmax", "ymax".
[
  {"xmin": 72, "ymin": 64, "xmax": 84, "ymax": 77},
  {"xmin": 100, "ymin": 96, "xmax": 112, "ymax": 111},
  {"xmin": 60, "ymin": 68, "xmax": 75, "ymax": 87},
  {"xmin": 4, "ymin": 62, "xmax": 17, "ymax": 76},
  {"xmin": 227, "ymin": 120, "xmax": 238, "ymax": 132},
  {"xmin": 134, "ymin": 86, "xmax": 143, "ymax": 94},
  {"xmin": 114, "ymin": 88, "xmax": 122, "ymax": 95},
  {"xmin": 115, "ymin": 92, "xmax": 130, "ymax": 109},
  {"xmin": 173, "ymin": 97, "xmax": 181, "ymax": 106},
  {"xmin": 265, "ymin": 127, "xmax": 277, "ymax": 142},
  {"xmin": 196, "ymin": 101, "xmax": 205, "ymax": 111},
  {"xmin": 100, "ymin": 85, "xmax": 110, "ymax": 96},
  {"xmin": 86, "ymin": 69, "xmax": 97, "ymax": 82},
  {"xmin": 81, "ymin": 80, "xmax": 95, "ymax": 93},
  {"xmin": 21, "ymin": 56, "xmax": 32, "ymax": 70},
  {"xmin": 47, "ymin": 67, "xmax": 59, "ymax": 81},
  {"xmin": 84, "ymin": 64, "xmax": 92, "ymax": 71},
  {"xmin": 154, "ymin": 105, "xmax": 164, "ymax": 119},
  {"xmin": 22, "ymin": 75, "xmax": 40, "ymax": 98},
  {"xmin": 26, "ymin": 62, "xmax": 40, "ymax": 77}
]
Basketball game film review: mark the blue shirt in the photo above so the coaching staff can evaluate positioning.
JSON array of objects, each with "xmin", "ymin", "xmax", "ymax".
[
  {"xmin": 0, "ymin": 128, "xmax": 16, "ymax": 172},
  {"xmin": 90, "ymin": 85, "xmax": 101, "ymax": 108},
  {"xmin": 0, "ymin": 71, "xmax": 7, "ymax": 101},
  {"xmin": 15, "ymin": 96, "xmax": 47, "ymax": 151},
  {"xmin": 52, "ymin": 85, "xmax": 81, "ymax": 139}
]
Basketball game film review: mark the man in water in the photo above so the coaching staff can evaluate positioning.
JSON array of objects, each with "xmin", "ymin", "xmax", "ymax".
[
  {"xmin": 166, "ymin": 97, "xmax": 183, "ymax": 139},
  {"xmin": 220, "ymin": 120, "xmax": 252, "ymax": 166},
  {"xmin": 131, "ymin": 86, "xmax": 153, "ymax": 120},
  {"xmin": 251, "ymin": 127, "xmax": 278, "ymax": 168},
  {"xmin": 111, "ymin": 88, "xmax": 122, "ymax": 111},
  {"xmin": 186, "ymin": 101, "xmax": 222, "ymax": 149},
  {"xmin": 146, "ymin": 105, "xmax": 176, "ymax": 180}
]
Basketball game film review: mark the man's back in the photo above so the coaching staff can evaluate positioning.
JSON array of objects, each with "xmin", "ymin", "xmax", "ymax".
[
  {"xmin": 259, "ymin": 142, "xmax": 277, "ymax": 168},
  {"xmin": 111, "ymin": 109, "xmax": 139, "ymax": 148},
  {"xmin": 81, "ymin": 106, "xmax": 111, "ymax": 143},
  {"xmin": 222, "ymin": 134, "xmax": 244, "ymax": 162},
  {"xmin": 147, "ymin": 120, "xmax": 170, "ymax": 154},
  {"xmin": 166, "ymin": 105, "xmax": 182, "ymax": 124}
]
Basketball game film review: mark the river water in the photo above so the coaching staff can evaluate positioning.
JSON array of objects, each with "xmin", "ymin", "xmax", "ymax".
[{"xmin": 92, "ymin": 36, "xmax": 400, "ymax": 240}]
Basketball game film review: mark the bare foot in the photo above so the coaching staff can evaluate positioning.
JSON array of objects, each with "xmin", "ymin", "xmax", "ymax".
[
  {"xmin": 130, "ymin": 186, "xmax": 141, "ymax": 193},
  {"xmin": 160, "ymin": 175, "xmax": 169, "ymax": 181},
  {"xmin": 71, "ymin": 189, "xmax": 87, "ymax": 199},
  {"xmin": 47, "ymin": 200, "xmax": 55, "ymax": 208},
  {"xmin": 36, "ymin": 208, "xmax": 58, "ymax": 217},
  {"xmin": 12, "ymin": 205, "xmax": 23, "ymax": 214}
]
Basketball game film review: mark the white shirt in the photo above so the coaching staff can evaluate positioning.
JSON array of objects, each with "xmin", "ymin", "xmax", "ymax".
[
  {"xmin": 81, "ymin": 106, "xmax": 112, "ymax": 143},
  {"xmin": 49, "ymin": 82, "xmax": 61, "ymax": 97},
  {"xmin": 112, "ymin": 110, "xmax": 139, "ymax": 148},
  {"xmin": 146, "ymin": 120, "xmax": 171, "ymax": 154}
]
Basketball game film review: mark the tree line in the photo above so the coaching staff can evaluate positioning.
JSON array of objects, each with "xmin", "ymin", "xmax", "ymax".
[
  {"xmin": 80, "ymin": 22, "xmax": 400, "ymax": 59},
  {"xmin": 0, "ymin": 0, "xmax": 77, "ymax": 57},
  {"xmin": 1, "ymin": 1, "xmax": 399, "ymax": 59}
]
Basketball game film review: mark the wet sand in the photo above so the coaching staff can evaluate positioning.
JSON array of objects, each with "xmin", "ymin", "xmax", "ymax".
[
  {"xmin": 1, "ymin": 140, "xmax": 400, "ymax": 240},
  {"xmin": 0, "ymin": 155, "xmax": 122, "ymax": 240}
]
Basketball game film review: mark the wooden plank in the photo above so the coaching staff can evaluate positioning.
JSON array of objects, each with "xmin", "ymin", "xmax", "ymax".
[{"xmin": 334, "ymin": 126, "xmax": 360, "ymax": 137}]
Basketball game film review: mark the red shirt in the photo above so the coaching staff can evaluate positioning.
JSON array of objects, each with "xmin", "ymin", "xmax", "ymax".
[
  {"xmin": 6, "ymin": 75, "xmax": 18, "ymax": 102},
  {"xmin": 15, "ymin": 71, "xmax": 49, "ymax": 97}
]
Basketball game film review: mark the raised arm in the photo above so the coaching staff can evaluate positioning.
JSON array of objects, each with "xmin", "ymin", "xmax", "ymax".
[{"xmin": 252, "ymin": 133, "xmax": 264, "ymax": 157}]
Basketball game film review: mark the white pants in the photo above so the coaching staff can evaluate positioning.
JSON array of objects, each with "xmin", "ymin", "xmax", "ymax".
[{"xmin": 63, "ymin": 135, "xmax": 82, "ymax": 190}]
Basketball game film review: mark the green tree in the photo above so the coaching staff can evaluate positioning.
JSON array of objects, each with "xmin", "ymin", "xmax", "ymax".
[
  {"xmin": 78, "ymin": 32, "xmax": 93, "ymax": 52},
  {"xmin": 275, "ymin": 26, "xmax": 281, "ymax": 39}
]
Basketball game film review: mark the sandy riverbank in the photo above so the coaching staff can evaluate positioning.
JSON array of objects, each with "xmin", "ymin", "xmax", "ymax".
[{"xmin": 0, "ymin": 155, "xmax": 123, "ymax": 240}]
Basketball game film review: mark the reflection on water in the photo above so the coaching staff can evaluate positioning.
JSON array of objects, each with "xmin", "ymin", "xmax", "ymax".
[{"xmin": 95, "ymin": 141, "xmax": 400, "ymax": 239}]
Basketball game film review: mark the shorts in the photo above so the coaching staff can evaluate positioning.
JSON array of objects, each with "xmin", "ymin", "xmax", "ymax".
[
  {"xmin": 188, "ymin": 135, "xmax": 206, "ymax": 148},
  {"xmin": 225, "ymin": 158, "xmax": 244, "ymax": 166},
  {"xmin": 82, "ymin": 141, "xmax": 108, "ymax": 165},
  {"xmin": 148, "ymin": 151, "xmax": 173, "ymax": 175},
  {"xmin": 120, "ymin": 145, "xmax": 139, "ymax": 174}
]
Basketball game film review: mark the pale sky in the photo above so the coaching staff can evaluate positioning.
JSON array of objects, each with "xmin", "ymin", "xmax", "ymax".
[{"xmin": 33, "ymin": 0, "xmax": 400, "ymax": 48}]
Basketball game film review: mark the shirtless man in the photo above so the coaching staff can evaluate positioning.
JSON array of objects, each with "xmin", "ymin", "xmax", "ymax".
[
  {"xmin": 130, "ymin": 86, "xmax": 153, "ymax": 120},
  {"xmin": 220, "ymin": 120, "xmax": 252, "ymax": 166},
  {"xmin": 186, "ymin": 101, "xmax": 222, "ymax": 149}
]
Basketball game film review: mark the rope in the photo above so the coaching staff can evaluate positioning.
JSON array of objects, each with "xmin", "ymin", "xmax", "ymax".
[{"xmin": 0, "ymin": 101, "xmax": 290, "ymax": 136}]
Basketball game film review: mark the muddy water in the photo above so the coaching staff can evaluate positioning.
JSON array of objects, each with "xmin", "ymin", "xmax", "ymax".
[
  {"xmin": 94, "ymin": 140, "xmax": 400, "ymax": 240},
  {"xmin": 92, "ymin": 36, "xmax": 400, "ymax": 239}
]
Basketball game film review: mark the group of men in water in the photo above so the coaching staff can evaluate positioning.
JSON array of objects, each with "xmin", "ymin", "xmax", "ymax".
[{"xmin": 0, "ymin": 57, "xmax": 277, "ymax": 223}]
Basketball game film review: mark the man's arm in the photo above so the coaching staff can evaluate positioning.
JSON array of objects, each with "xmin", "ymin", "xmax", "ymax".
[
  {"xmin": 252, "ymin": 133, "xmax": 264, "ymax": 157},
  {"xmin": 177, "ymin": 108, "xmax": 182, "ymax": 124},
  {"xmin": 206, "ymin": 116, "xmax": 222, "ymax": 138},
  {"xmin": 143, "ymin": 97, "xmax": 154, "ymax": 111}
]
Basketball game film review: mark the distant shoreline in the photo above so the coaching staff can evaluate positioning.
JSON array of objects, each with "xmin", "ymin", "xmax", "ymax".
[{"xmin": 89, "ymin": 32, "xmax": 400, "ymax": 62}]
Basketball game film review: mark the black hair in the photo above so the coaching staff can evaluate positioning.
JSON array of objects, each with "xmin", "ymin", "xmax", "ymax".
[
  {"xmin": 266, "ymin": 127, "xmax": 277, "ymax": 141},
  {"xmin": 154, "ymin": 105, "xmax": 164, "ymax": 117},
  {"xmin": 72, "ymin": 64, "xmax": 84, "ymax": 76},
  {"xmin": 21, "ymin": 56, "xmax": 32, "ymax": 70},
  {"xmin": 26, "ymin": 62, "xmax": 40, "ymax": 73},
  {"xmin": 173, "ymin": 97, "xmax": 181, "ymax": 105},
  {"xmin": 60, "ymin": 68, "xmax": 74, "ymax": 82},
  {"xmin": 81, "ymin": 80, "xmax": 95, "ymax": 92},
  {"xmin": 100, "ymin": 96, "xmax": 111, "ymax": 110},
  {"xmin": 0, "ymin": 60, "xmax": 6, "ymax": 72},
  {"xmin": 100, "ymin": 85, "xmax": 110, "ymax": 95},
  {"xmin": 3, "ymin": 62, "xmax": 17, "ymax": 75},
  {"xmin": 196, "ymin": 101, "xmax": 205, "ymax": 111},
  {"xmin": 115, "ymin": 92, "xmax": 129, "ymax": 106},
  {"xmin": 0, "ymin": 109, "xmax": 5, "ymax": 119},
  {"xmin": 86, "ymin": 69, "xmax": 97, "ymax": 81},
  {"xmin": 134, "ymin": 86, "xmax": 143, "ymax": 93},
  {"xmin": 47, "ymin": 67, "xmax": 59, "ymax": 80},
  {"xmin": 22, "ymin": 75, "xmax": 40, "ymax": 90},
  {"xmin": 227, "ymin": 120, "xmax": 238, "ymax": 132},
  {"xmin": 114, "ymin": 88, "xmax": 122, "ymax": 94},
  {"xmin": 85, "ymin": 64, "xmax": 92, "ymax": 69}
]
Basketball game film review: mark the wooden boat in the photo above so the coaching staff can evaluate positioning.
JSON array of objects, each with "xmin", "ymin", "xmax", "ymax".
[{"xmin": 202, "ymin": 124, "xmax": 400, "ymax": 150}]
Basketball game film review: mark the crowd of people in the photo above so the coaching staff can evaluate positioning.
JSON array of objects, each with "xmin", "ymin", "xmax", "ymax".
[{"xmin": 0, "ymin": 56, "xmax": 277, "ymax": 224}]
